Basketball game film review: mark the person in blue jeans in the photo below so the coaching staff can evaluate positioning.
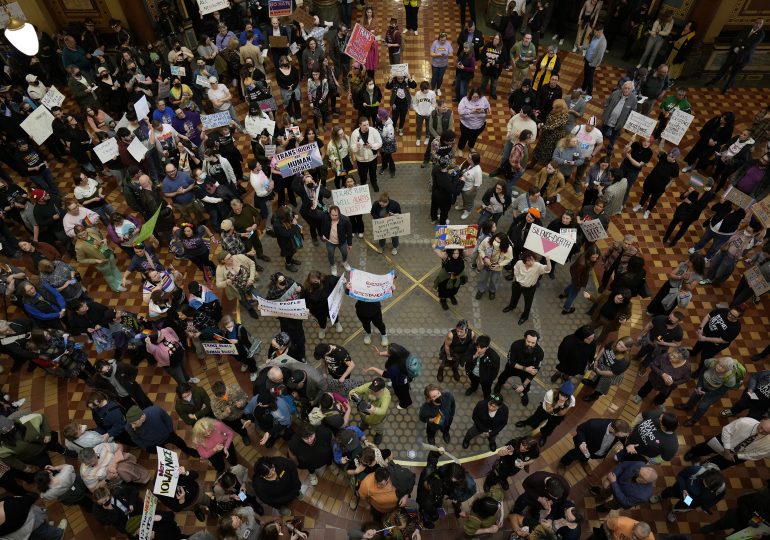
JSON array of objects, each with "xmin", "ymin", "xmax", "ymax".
[
  {"xmin": 701, "ymin": 224, "xmax": 762, "ymax": 285},
  {"xmin": 560, "ymin": 244, "xmax": 600, "ymax": 313},
  {"xmin": 430, "ymin": 33, "xmax": 453, "ymax": 95},
  {"xmin": 675, "ymin": 356, "xmax": 743, "ymax": 426},
  {"xmin": 688, "ymin": 200, "xmax": 747, "ymax": 259}
]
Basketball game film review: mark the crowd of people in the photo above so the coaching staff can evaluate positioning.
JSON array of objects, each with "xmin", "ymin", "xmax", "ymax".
[{"xmin": 0, "ymin": 0, "xmax": 769, "ymax": 539}]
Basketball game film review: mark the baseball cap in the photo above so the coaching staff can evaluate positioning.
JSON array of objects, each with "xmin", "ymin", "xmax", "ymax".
[
  {"xmin": 29, "ymin": 188, "xmax": 47, "ymax": 201},
  {"xmin": 370, "ymin": 377, "xmax": 386, "ymax": 392}
]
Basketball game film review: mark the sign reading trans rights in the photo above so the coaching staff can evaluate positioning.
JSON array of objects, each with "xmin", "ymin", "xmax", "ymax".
[{"xmin": 523, "ymin": 224, "xmax": 575, "ymax": 265}]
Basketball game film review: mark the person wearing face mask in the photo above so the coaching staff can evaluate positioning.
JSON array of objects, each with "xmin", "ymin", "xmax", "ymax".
[
  {"xmin": 352, "ymin": 117, "xmax": 383, "ymax": 191},
  {"xmin": 418, "ymin": 384, "xmax": 456, "ymax": 445},
  {"xmin": 67, "ymin": 65, "xmax": 101, "ymax": 113},
  {"xmin": 166, "ymin": 39, "xmax": 193, "ymax": 65},
  {"xmin": 291, "ymin": 172, "xmax": 331, "ymax": 246}
]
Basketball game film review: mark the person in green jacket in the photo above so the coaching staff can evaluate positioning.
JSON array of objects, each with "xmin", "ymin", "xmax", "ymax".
[
  {"xmin": 174, "ymin": 383, "xmax": 214, "ymax": 426},
  {"xmin": 0, "ymin": 414, "xmax": 65, "ymax": 471},
  {"xmin": 349, "ymin": 377, "xmax": 392, "ymax": 445}
]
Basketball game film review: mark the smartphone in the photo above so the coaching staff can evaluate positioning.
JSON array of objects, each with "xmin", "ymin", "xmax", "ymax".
[
  {"xmin": 683, "ymin": 495, "xmax": 693, "ymax": 506},
  {"xmin": 238, "ymin": 491, "xmax": 247, "ymax": 501}
]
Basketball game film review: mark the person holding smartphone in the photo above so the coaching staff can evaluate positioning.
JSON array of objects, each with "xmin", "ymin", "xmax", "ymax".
[{"xmin": 649, "ymin": 465, "xmax": 726, "ymax": 523}]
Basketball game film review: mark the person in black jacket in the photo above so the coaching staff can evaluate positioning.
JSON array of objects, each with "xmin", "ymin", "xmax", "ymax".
[
  {"xmin": 0, "ymin": 318, "xmax": 36, "ymax": 372},
  {"xmin": 559, "ymin": 418, "xmax": 631, "ymax": 470},
  {"xmin": 272, "ymin": 205, "xmax": 303, "ymax": 272},
  {"xmin": 320, "ymin": 206, "xmax": 353, "ymax": 276},
  {"xmin": 707, "ymin": 18, "xmax": 766, "ymax": 94},
  {"xmin": 418, "ymin": 384, "xmax": 456, "ymax": 445},
  {"xmin": 464, "ymin": 335, "xmax": 500, "ymax": 400},
  {"xmin": 303, "ymin": 270, "xmax": 343, "ymax": 338},
  {"xmin": 67, "ymin": 299, "xmax": 114, "ymax": 339},
  {"xmin": 370, "ymin": 193, "xmax": 402, "ymax": 255},
  {"xmin": 494, "ymin": 330, "xmax": 543, "ymax": 406},
  {"xmin": 633, "ymin": 147, "xmax": 681, "ymax": 219},
  {"xmin": 689, "ymin": 200, "xmax": 747, "ymax": 259},
  {"xmin": 663, "ymin": 179, "xmax": 717, "ymax": 246},
  {"xmin": 386, "ymin": 74, "xmax": 417, "ymax": 135},
  {"xmin": 462, "ymin": 394, "xmax": 509, "ymax": 451},
  {"xmin": 483, "ymin": 435, "xmax": 540, "ymax": 491},
  {"xmin": 93, "ymin": 359, "xmax": 153, "ymax": 410},
  {"xmin": 430, "ymin": 156, "xmax": 456, "ymax": 225},
  {"xmin": 457, "ymin": 20, "xmax": 484, "ymax": 58},
  {"xmin": 92, "ymin": 483, "xmax": 141, "ymax": 531},
  {"xmin": 252, "ymin": 455, "xmax": 301, "ymax": 515},
  {"xmin": 291, "ymin": 171, "xmax": 330, "ymax": 246},
  {"xmin": 682, "ymin": 112, "xmax": 735, "ymax": 172}
]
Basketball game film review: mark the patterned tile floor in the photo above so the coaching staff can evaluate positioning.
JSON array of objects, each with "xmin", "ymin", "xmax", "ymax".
[{"xmin": 3, "ymin": 1, "xmax": 770, "ymax": 539}]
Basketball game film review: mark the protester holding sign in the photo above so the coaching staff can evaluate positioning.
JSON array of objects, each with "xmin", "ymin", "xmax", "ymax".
[{"xmin": 386, "ymin": 72, "xmax": 417, "ymax": 136}]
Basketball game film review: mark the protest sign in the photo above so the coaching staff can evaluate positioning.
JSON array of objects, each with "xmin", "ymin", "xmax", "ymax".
[
  {"xmin": 332, "ymin": 185, "xmax": 372, "ymax": 216},
  {"xmin": 290, "ymin": 7, "xmax": 316, "ymax": 27},
  {"xmin": 660, "ymin": 108, "xmax": 695, "ymax": 145},
  {"xmin": 327, "ymin": 275, "xmax": 347, "ymax": 325},
  {"xmin": 257, "ymin": 297, "xmax": 310, "ymax": 319},
  {"xmin": 349, "ymin": 269, "xmax": 395, "ymax": 302},
  {"xmin": 20, "ymin": 105, "xmax": 54, "ymax": 145},
  {"xmin": 434, "ymin": 224, "xmax": 479, "ymax": 249},
  {"xmin": 153, "ymin": 447, "xmax": 180, "ymax": 497},
  {"xmin": 523, "ymin": 224, "xmax": 575, "ymax": 264},
  {"xmin": 197, "ymin": 0, "xmax": 230, "ymax": 16},
  {"xmin": 269, "ymin": 35, "xmax": 289, "ymax": 48},
  {"xmin": 201, "ymin": 111, "xmax": 233, "ymax": 130},
  {"xmin": 134, "ymin": 205, "xmax": 161, "ymax": 244},
  {"xmin": 269, "ymin": 0, "xmax": 292, "ymax": 17},
  {"xmin": 258, "ymin": 97, "xmax": 278, "ymax": 112},
  {"xmin": 273, "ymin": 142, "xmax": 323, "ymax": 177},
  {"xmin": 265, "ymin": 144, "xmax": 276, "ymax": 158},
  {"xmin": 308, "ymin": 26, "xmax": 326, "ymax": 42},
  {"xmin": 745, "ymin": 265, "xmax": 770, "ymax": 297},
  {"xmin": 202, "ymin": 341, "xmax": 239, "ymax": 355},
  {"xmin": 345, "ymin": 23, "xmax": 375, "ymax": 64},
  {"xmin": 289, "ymin": 42, "xmax": 301, "ymax": 55},
  {"xmin": 134, "ymin": 95, "xmax": 150, "ymax": 120},
  {"xmin": 623, "ymin": 111, "xmax": 657, "ymax": 138},
  {"xmin": 127, "ymin": 137, "xmax": 148, "ymax": 163},
  {"xmin": 40, "ymin": 85, "xmax": 65, "ymax": 109},
  {"xmin": 751, "ymin": 196, "xmax": 770, "ymax": 228},
  {"xmin": 580, "ymin": 219, "xmax": 608, "ymax": 242},
  {"xmin": 373, "ymin": 213, "xmax": 411, "ymax": 241},
  {"xmin": 560, "ymin": 228, "xmax": 577, "ymax": 243},
  {"xmin": 195, "ymin": 74, "xmax": 211, "ymax": 88},
  {"xmin": 138, "ymin": 490, "xmax": 157, "ymax": 540},
  {"xmin": 157, "ymin": 80, "xmax": 171, "ymax": 99},
  {"xmin": 724, "ymin": 186, "xmax": 754, "ymax": 210},
  {"xmin": 245, "ymin": 115, "xmax": 276, "ymax": 137},
  {"xmin": 170, "ymin": 65, "xmax": 186, "ymax": 76},
  {"xmin": 390, "ymin": 64, "xmax": 409, "ymax": 78},
  {"xmin": 93, "ymin": 137, "xmax": 119, "ymax": 163}
]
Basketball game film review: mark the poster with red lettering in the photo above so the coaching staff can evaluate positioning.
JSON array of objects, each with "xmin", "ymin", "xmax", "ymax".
[{"xmin": 344, "ymin": 23, "xmax": 375, "ymax": 64}]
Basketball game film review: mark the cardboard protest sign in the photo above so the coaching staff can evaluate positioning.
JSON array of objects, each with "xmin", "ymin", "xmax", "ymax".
[
  {"xmin": 390, "ymin": 64, "xmax": 409, "ymax": 78},
  {"xmin": 269, "ymin": 0, "xmax": 292, "ymax": 17},
  {"xmin": 580, "ymin": 219, "xmax": 608, "ymax": 242},
  {"xmin": 273, "ymin": 142, "xmax": 323, "ymax": 177},
  {"xmin": 20, "ymin": 105, "xmax": 54, "ymax": 145},
  {"xmin": 660, "ymin": 108, "xmax": 694, "ymax": 145},
  {"xmin": 434, "ymin": 224, "xmax": 479, "ymax": 249},
  {"xmin": 40, "ymin": 85, "xmax": 65, "ymax": 109},
  {"xmin": 344, "ymin": 23, "xmax": 375, "ymax": 64},
  {"xmin": 745, "ymin": 266, "xmax": 770, "ymax": 297},
  {"xmin": 265, "ymin": 144, "xmax": 276, "ymax": 158},
  {"xmin": 349, "ymin": 269, "xmax": 395, "ymax": 302},
  {"xmin": 197, "ymin": 0, "xmax": 229, "ymax": 16},
  {"xmin": 134, "ymin": 95, "xmax": 150, "ymax": 120},
  {"xmin": 623, "ymin": 111, "xmax": 657, "ymax": 138},
  {"xmin": 724, "ymin": 186, "xmax": 754, "ymax": 210},
  {"xmin": 332, "ymin": 185, "xmax": 372, "ymax": 216},
  {"xmin": 93, "ymin": 137, "xmax": 119, "ymax": 163},
  {"xmin": 157, "ymin": 80, "xmax": 171, "ymax": 99},
  {"xmin": 195, "ymin": 74, "xmax": 211, "ymax": 88},
  {"xmin": 373, "ymin": 213, "xmax": 410, "ymax": 241},
  {"xmin": 269, "ymin": 35, "xmax": 289, "ymax": 48},
  {"xmin": 200, "ymin": 111, "xmax": 232, "ymax": 130},
  {"xmin": 258, "ymin": 97, "xmax": 278, "ymax": 112},
  {"xmin": 153, "ymin": 447, "xmax": 180, "ymax": 496},
  {"xmin": 751, "ymin": 196, "xmax": 770, "ymax": 228},
  {"xmin": 127, "ymin": 137, "xmax": 148, "ymax": 163},
  {"xmin": 138, "ymin": 490, "xmax": 157, "ymax": 540},
  {"xmin": 290, "ymin": 7, "xmax": 316, "ymax": 27},
  {"xmin": 257, "ymin": 297, "xmax": 310, "ymax": 319},
  {"xmin": 202, "ymin": 341, "xmax": 238, "ymax": 355},
  {"xmin": 170, "ymin": 65, "xmax": 186, "ymax": 76},
  {"xmin": 327, "ymin": 275, "xmax": 347, "ymax": 325},
  {"xmin": 523, "ymin": 224, "xmax": 575, "ymax": 264}
]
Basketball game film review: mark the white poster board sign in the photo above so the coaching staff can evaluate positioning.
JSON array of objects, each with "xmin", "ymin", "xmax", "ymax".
[
  {"xmin": 40, "ymin": 85, "xmax": 65, "ymax": 110},
  {"xmin": 245, "ymin": 115, "xmax": 276, "ymax": 137},
  {"xmin": 256, "ymin": 297, "xmax": 310, "ymax": 319},
  {"xmin": 127, "ymin": 137, "xmax": 148, "ymax": 162},
  {"xmin": 196, "ymin": 74, "xmax": 211, "ymax": 88},
  {"xmin": 201, "ymin": 111, "xmax": 233, "ymax": 130},
  {"xmin": 390, "ymin": 63, "xmax": 409, "ymax": 77},
  {"xmin": 580, "ymin": 219, "xmax": 608, "ymax": 242},
  {"xmin": 93, "ymin": 137, "xmax": 120, "ymax": 163},
  {"xmin": 560, "ymin": 228, "xmax": 577, "ymax": 243},
  {"xmin": 523, "ymin": 224, "xmax": 575, "ymax": 265},
  {"xmin": 153, "ymin": 447, "xmax": 180, "ymax": 497},
  {"xmin": 745, "ymin": 265, "xmax": 770, "ymax": 297},
  {"xmin": 623, "ymin": 111, "xmax": 657, "ymax": 138},
  {"xmin": 133, "ymin": 95, "xmax": 150, "ymax": 120},
  {"xmin": 349, "ymin": 269, "xmax": 395, "ymax": 302},
  {"xmin": 138, "ymin": 490, "xmax": 157, "ymax": 540},
  {"xmin": 201, "ymin": 341, "xmax": 239, "ymax": 355},
  {"xmin": 20, "ymin": 105, "xmax": 54, "ymax": 145},
  {"xmin": 332, "ymin": 185, "xmax": 372, "ymax": 216},
  {"xmin": 327, "ymin": 275, "xmax": 347, "ymax": 325},
  {"xmin": 170, "ymin": 65, "xmax": 186, "ymax": 76},
  {"xmin": 372, "ymin": 212, "xmax": 410, "ymax": 241},
  {"xmin": 660, "ymin": 108, "xmax": 694, "ymax": 145},
  {"xmin": 197, "ymin": 0, "xmax": 230, "ymax": 16}
]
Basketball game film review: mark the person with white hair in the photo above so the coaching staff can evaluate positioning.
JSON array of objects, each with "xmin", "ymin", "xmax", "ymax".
[
  {"xmin": 676, "ymin": 356, "xmax": 744, "ymax": 426},
  {"xmin": 26, "ymin": 74, "xmax": 48, "ymax": 103}
]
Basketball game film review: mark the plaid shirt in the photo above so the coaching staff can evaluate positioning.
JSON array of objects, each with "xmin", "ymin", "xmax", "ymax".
[
  {"xmin": 220, "ymin": 232, "xmax": 246, "ymax": 255},
  {"xmin": 508, "ymin": 142, "xmax": 527, "ymax": 172}
]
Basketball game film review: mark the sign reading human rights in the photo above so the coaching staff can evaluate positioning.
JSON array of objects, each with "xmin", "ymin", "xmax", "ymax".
[
  {"xmin": 349, "ymin": 269, "xmax": 395, "ymax": 302},
  {"xmin": 344, "ymin": 23, "xmax": 375, "ymax": 64},
  {"xmin": 256, "ymin": 297, "xmax": 310, "ymax": 319},
  {"xmin": 332, "ymin": 185, "xmax": 372, "ymax": 216},
  {"xmin": 153, "ymin": 447, "xmax": 180, "ymax": 497},
  {"xmin": 523, "ymin": 224, "xmax": 575, "ymax": 264},
  {"xmin": 435, "ymin": 224, "xmax": 479, "ymax": 249},
  {"xmin": 752, "ymin": 196, "xmax": 770, "ymax": 227},
  {"xmin": 723, "ymin": 186, "xmax": 754, "ymax": 210},
  {"xmin": 745, "ymin": 266, "xmax": 770, "ymax": 297},
  {"xmin": 273, "ymin": 142, "xmax": 323, "ymax": 177},
  {"xmin": 201, "ymin": 341, "xmax": 238, "ymax": 355}
]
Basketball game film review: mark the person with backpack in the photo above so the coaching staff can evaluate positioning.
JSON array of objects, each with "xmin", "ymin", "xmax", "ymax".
[
  {"xmin": 676, "ymin": 356, "xmax": 745, "ymax": 426},
  {"xmin": 365, "ymin": 343, "xmax": 414, "ymax": 409}
]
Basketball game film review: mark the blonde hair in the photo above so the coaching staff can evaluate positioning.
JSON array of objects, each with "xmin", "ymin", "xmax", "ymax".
[
  {"xmin": 191, "ymin": 417, "xmax": 218, "ymax": 445},
  {"xmin": 551, "ymin": 99, "xmax": 568, "ymax": 114},
  {"xmin": 556, "ymin": 135, "xmax": 576, "ymax": 149}
]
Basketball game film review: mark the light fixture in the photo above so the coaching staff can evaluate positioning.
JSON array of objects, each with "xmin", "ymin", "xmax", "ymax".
[{"xmin": 3, "ymin": 7, "xmax": 38, "ymax": 56}]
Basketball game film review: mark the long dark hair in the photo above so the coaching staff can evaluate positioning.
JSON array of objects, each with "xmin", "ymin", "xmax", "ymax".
[{"xmin": 385, "ymin": 343, "xmax": 410, "ymax": 372}]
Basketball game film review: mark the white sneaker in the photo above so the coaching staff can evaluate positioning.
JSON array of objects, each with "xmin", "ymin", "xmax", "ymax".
[
  {"xmin": 454, "ymin": 204, "xmax": 462, "ymax": 210},
  {"xmin": 682, "ymin": 165, "xmax": 692, "ymax": 173},
  {"xmin": 241, "ymin": 364, "xmax": 248, "ymax": 372},
  {"xmin": 381, "ymin": 334, "xmax": 389, "ymax": 346},
  {"xmin": 572, "ymin": 46, "xmax": 577, "ymax": 52},
  {"xmin": 363, "ymin": 333, "xmax": 372, "ymax": 344},
  {"xmin": 424, "ymin": 137, "xmax": 429, "ymax": 144},
  {"xmin": 633, "ymin": 204, "xmax": 642, "ymax": 212},
  {"xmin": 358, "ymin": 233, "xmax": 364, "ymax": 238},
  {"xmin": 643, "ymin": 210, "xmax": 650, "ymax": 219},
  {"xmin": 559, "ymin": 38, "xmax": 564, "ymax": 45},
  {"xmin": 11, "ymin": 398, "xmax": 25, "ymax": 408},
  {"xmin": 57, "ymin": 519, "xmax": 68, "ymax": 531},
  {"xmin": 631, "ymin": 395, "xmax": 643, "ymax": 404},
  {"xmin": 330, "ymin": 265, "xmax": 338, "ymax": 276},
  {"xmin": 335, "ymin": 322, "xmax": 343, "ymax": 332},
  {"xmin": 413, "ymin": 30, "xmax": 418, "ymax": 35},
  {"xmin": 249, "ymin": 372, "xmax": 258, "ymax": 381},
  {"xmin": 416, "ymin": 139, "xmax": 420, "ymax": 146},
  {"xmin": 636, "ymin": 64, "xmax": 641, "ymax": 68},
  {"xmin": 688, "ymin": 247, "xmax": 696, "ymax": 254},
  {"xmin": 188, "ymin": 377, "xmax": 200, "ymax": 384},
  {"xmin": 309, "ymin": 473, "xmax": 318, "ymax": 486},
  {"xmin": 391, "ymin": 248, "xmax": 398, "ymax": 255},
  {"xmin": 343, "ymin": 262, "xmax": 352, "ymax": 272},
  {"xmin": 461, "ymin": 211, "xmax": 470, "ymax": 219},
  {"xmin": 436, "ymin": 89, "xmax": 442, "ymax": 96},
  {"xmin": 319, "ymin": 328, "xmax": 326, "ymax": 339}
]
